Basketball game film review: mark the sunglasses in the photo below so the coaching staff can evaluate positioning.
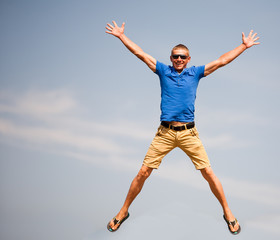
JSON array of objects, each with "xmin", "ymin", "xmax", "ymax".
[{"xmin": 172, "ymin": 54, "xmax": 188, "ymax": 60}]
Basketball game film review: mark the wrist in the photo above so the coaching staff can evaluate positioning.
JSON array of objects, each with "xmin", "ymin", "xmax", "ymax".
[
  {"xmin": 118, "ymin": 32, "xmax": 125, "ymax": 40},
  {"xmin": 242, "ymin": 43, "xmax": 248, "ymax": 49}
]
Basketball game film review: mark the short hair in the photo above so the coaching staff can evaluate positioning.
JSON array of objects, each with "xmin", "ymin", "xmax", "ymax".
[{"xmin": 171, "ymin": 44, "xmax": 189, "ymax": 55}]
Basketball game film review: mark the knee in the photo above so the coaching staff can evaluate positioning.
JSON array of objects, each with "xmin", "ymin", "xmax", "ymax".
[
  {"xmin": 201, "ymin": 166, "xmax": 215, "ymax": 181},
  {"xmin": 137, "ymin": 166, "xmax": 153, "ymax": 180}
]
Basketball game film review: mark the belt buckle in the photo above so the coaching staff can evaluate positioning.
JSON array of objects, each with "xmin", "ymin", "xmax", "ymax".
[
  {"xmin": 168, "ymin": 123, "xmax": 190, "ymax": 131},
  {"xmin": 170, "ymin": 124, "xmax": 184, "ymax": 131}
]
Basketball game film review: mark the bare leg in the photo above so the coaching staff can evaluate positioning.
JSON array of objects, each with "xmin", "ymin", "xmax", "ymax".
[
  {"xmin": 108, "ymin": 165, "xmax": 153, "ymax": 231},
  {"xmin": 200, "ymin": 166, "xmax": 240, "ymax": 232}
]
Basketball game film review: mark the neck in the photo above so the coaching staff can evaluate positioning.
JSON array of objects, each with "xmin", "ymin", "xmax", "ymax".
[{"xmin": 174, "ymin": 68, "xmax": 185, "ymax": 74}]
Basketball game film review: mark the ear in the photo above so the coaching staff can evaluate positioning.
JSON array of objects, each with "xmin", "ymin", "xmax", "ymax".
[
  {"xmin": 187, "ymin": 56, "xmax": 191, "ymax": 63},
  {"xmin": 170, "ymin": 55, "xmax": 173, "ymax": 62}
]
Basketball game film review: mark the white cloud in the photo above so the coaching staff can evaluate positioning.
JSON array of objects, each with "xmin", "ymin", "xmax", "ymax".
[
  {"xmin": 197, "ymin": 107, "xmax": 267, "ymax": 128},
  {"xmin": 0, "ymin": 89, "xmax": 77, "ymax": 116},
  {"xmin": 0, "ymin": 118, "xmax": 124, "ymax": 154},
  {"xmin": 202, "ymin": 133, "xmax": 254, "ymax": 149},
  {"xmin": 222, "ymin": 177, "xmax": 280, "ymax": 207},
  {"xmin": 1, "ymin": 88, "xmax": 279, "ymax": 213},
  {"xmin": 0, "ymin": 89, "xmax": 153, "ymax": 159},
  {"xmin": 0, "ymin": 88, "xmax": 262, "ymax": 157},
  {"xmin": 155, "ymin": 161, "xmax": 280, "ymax": 208},
  {"xmin": 247, "ymin": 214, "xmax": 280, "ymax": 236},
  {"xmin": 193, "ymin": 107, "xmax": 267, "ymax": 150}
]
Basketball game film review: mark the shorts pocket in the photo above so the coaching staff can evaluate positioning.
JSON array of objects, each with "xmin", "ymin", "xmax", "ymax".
[
  {"xmin": 155, "ymin": 125, "xmax": 169, "ymax": 137},
  {"xmin": 190, "ymin": 127, "xmax": 200, "ymax": 139},
  {"xmin": 155, "ymin": 126, "xmax": 164, "ymax": 137}
]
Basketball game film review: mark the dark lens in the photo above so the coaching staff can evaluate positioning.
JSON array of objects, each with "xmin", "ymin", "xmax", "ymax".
[{"xmin": 172, "ymin": 55, "xmax": 187, "ymax": 59}]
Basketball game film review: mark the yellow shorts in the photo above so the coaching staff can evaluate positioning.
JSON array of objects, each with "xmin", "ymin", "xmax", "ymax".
[{"xmin": 143, "ymin": 124, "xmax": 210, "ymax": 170}]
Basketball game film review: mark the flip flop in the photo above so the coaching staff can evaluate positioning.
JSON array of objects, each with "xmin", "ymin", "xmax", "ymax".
[
  {"xmin": 223, "ymin": 215, "xmax": 241, "ymax": 235},
  {"xmin": 107, "ymin": 212, "xmax": 130, "ymax": 232}
]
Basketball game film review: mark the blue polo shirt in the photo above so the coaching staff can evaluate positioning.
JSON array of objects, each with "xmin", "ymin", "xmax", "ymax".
[{"xmin": 155, "ymin": 61, "xmax": 205, "ymax": 122}]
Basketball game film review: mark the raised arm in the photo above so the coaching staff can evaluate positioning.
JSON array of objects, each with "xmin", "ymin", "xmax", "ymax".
[
  {"xmin": 204, "ymin": 30, "xmax": 260, "ymax": 77},
  {"xmin": 106, "ymin": 21, "xmax": 157, "ymax": 72}
]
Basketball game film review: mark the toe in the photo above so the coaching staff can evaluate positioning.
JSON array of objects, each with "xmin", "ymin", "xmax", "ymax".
[{"xmin": 229, "ymin": 221, "xmax": 240, "ymax": 233}]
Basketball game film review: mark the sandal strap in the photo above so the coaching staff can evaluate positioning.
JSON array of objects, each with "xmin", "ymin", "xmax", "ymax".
[
  {"xmin": 229, "ymin": 219, "xmax": 238, "ymax": 228},
  {"xmin": 113, "ymin": 217, "xmax": 121, "ymax": 225},
  {"xmin": 223, "ymin": 215, "xmax": 241, "ymax": 235},
  {"xmin": 223, "ymin": 215, "xmax": 238, "ymax": 227},
  {"xmin": 225, "ymin": 217, "xmax": 237, "ymax": 227},
  {"xmin": 112, "ymin": 213, "xmax": 129, "ymax": 225}
]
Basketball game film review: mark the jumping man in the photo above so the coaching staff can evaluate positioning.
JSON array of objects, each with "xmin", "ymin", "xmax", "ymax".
[{"xmin": 105, "ymin": 20, "xmax": 260, "ymax": 235}]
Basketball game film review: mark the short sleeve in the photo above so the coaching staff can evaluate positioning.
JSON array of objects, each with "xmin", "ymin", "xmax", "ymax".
[
  {"xmin": 195, "ymin": 65, "xmax": 205, "ymax": 79},
  {"xmin": 155, "ymin": 61, "xmax": 167, "ymax": 76}
]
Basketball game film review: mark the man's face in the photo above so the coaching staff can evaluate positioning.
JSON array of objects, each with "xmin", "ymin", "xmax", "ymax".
[{"xmin": 170, "ymin": 48, "xmax": 191, "ymax": 73}]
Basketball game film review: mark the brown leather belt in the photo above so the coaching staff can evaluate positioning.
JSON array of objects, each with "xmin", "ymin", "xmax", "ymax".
[{"xmin": 161, "ymin": 121, "xmax": 195, "ymax": 131}]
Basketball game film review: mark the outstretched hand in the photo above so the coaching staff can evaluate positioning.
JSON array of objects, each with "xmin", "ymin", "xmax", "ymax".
[
  {"xmin": 242, "ymin": 30, "xmax": 260, "ymax": 48},
  {"xmin": 105, "ymin": 21, "xmax": 125, "ymax": 38}
]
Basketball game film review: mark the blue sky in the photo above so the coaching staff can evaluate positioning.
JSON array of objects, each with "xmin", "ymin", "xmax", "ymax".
[{"xmin": 0, "ymin": 0, "xmax": 280, "ymax": 240}]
